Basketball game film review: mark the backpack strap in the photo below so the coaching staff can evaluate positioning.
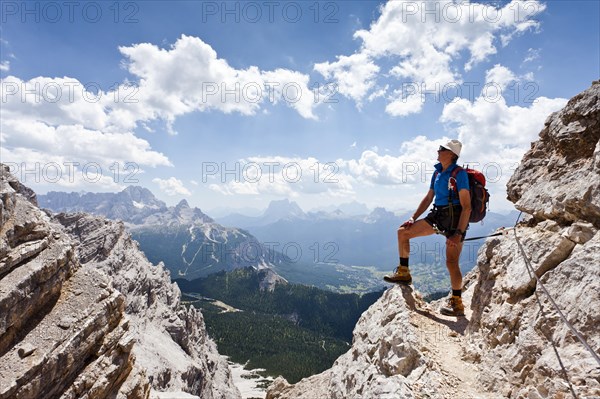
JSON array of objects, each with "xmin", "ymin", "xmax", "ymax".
[
  {"xmin": 447, "ymin": 166, "xmax": 464, "ymax": 225},
  {"xmin": 432, "ymin": 170, "xmax": 439, "ymax": 192},
  {"xmin": 448, "ymin": 166, "xmax": 463, "ymax": 199},
  {"xmin": 450, "ymin": 165, "xmax": 463, "ymax": 181}
]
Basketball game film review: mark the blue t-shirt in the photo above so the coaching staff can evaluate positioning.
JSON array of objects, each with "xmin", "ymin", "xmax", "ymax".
[{"xmin": 429, "ymin": 163, "xmax": 469, "ymax": 206}]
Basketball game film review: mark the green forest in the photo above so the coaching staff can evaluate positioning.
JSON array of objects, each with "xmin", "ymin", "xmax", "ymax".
[{"xmin": 176, "ymin": 268, "xmax": 384, "ymax": 383}]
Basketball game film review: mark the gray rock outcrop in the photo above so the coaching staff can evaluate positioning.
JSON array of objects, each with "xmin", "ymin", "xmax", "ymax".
[
  {"xmin": 267, "ymin": 82, "xmax": 600, "ymax": 398},
  {"xmin": 0, "ymin": 165, "xmax": 241, "ymax": 399},
  {"xmin": 465, "ymin": 81, "xmax": 600, "ymax": 398},
  {"xmin": 55, "ymin": 212, "xmax": 240, "ymax": 399},
  {"xmin": 507, "ymin": 80, "xmax": 600, "ymax": 226},
  {"xmin": 265, "ymin": 282, "xmax": 498, "ymax": 399},
  {"xmin": 0, "ymin": 165, "xmax": 149, "ymax": 399}
]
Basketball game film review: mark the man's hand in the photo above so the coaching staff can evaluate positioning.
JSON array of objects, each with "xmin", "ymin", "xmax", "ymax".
[{"xmin": 400, "ymin": 217, "xmax": 415, "ymax": 229}]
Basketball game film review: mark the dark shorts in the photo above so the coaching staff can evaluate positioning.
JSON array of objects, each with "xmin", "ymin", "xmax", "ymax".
[{"xmin": 424, "ymin": 204, "xmax": 466, "ymax": 238}]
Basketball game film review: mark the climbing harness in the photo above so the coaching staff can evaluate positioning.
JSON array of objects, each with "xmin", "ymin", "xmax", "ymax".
[
  {"xmin": 462, "ymin": 227, "xmax": 513, "ymax": 242},
  {"xmin": 432, "ymin": 221, "xmax": 512, "ymax": 242}
]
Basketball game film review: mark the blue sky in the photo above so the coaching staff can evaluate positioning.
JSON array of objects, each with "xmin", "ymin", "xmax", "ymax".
[{"xmin": 1, "ymin": 0, "xmax": 599, "ymax": 215}]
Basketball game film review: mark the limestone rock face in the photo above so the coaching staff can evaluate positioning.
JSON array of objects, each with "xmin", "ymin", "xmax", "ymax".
[
  {"xmin": 0, "ymin": 165, "xmax": 38, "ymax": 208},
  {"xmin": 466, "ymin": 224, "xmax": 599, "ymax": 398},
  {"xmin": 55, "ymin": 212, "xmax": 241, "ymax": 399},
  {"xmin": 0, "ymin": 165, "xmax": 149, "ymax": 399},
  {"xmin": 0, "ymin": 165, "xmax": 241, "ymax": 399},
  {"xmin": 266, "ymin": 287, "xmax": 495, "ymax": 399},
  {"xmin": 466, "ymin": 82, "xmax": 600, "ymax": 397},
  {"xmin": 507, "ymin": 81, "xmax": 600, "ymax": 227}
]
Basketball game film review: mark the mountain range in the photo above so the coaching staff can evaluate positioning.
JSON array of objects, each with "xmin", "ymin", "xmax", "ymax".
[
  {"xmin": 216, "ymin": 199, "xmax": 371, "ymax": 227},
  {"xmin": 40, "ymin": 187, "xmax": 249, "ymax": 230},
  {"xmin": 39, "ymin": 189, "xmax": 292, "ymax": 281},
  {"xmin": 219, "ymin": 198, "xmax": 518, "ymax": 271},
  {"xmin": 39, "ymin": 188, "xmax": 517, "ymax": 294}
]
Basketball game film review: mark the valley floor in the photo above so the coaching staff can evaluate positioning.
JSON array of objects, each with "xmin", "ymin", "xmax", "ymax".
[{"xmin": 229, "ymin": 361, "xmax": 275, "ymax": 399}]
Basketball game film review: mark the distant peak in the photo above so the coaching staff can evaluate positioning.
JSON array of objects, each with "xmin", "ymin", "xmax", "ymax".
[
  {"xmin": 264, "ymin": 199, "xmax": 306, "ymax": 220},
  {"xmin": 371, "ymin": 207, "xmax": 394, "ymax": 217},
  {"xmin": 266, "ymin": 198, "xmax": 302, "ymax": 211},
  {"xmin": 176, "ymin": 199, "xmax": 190, "ymax": 209},
  {"xmin": 122, "ymin": 185, "xmax": 146, "ymax": 194},
  {"xmin": 364, "ymin": 207, "xmax": 394, "ymax": 223},
  {"xmin": 267, "ymin": 198, "xmax": 292, "ymax": 207},
  {"xmin": 121, "ymin": 186, "xmax": 160, "ymax": 204}
]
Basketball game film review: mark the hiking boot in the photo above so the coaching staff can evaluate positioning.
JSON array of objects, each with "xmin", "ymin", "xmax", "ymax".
[
  {"xmin": 440, "ymin": 295, "xmax": 465, "ymax": 316},
  {"xmin": 383, "ymin": 266, "xmax": 412, "ymax": 285}
]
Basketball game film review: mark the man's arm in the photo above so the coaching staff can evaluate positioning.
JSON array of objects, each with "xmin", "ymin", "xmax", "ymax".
[
  {"xmin": 456, "ymin": 188, "xmax": 471, "ymax": 233},
  {"xmin": 412, "ymin": 189, "xmax": 434, "ymax": 220}
]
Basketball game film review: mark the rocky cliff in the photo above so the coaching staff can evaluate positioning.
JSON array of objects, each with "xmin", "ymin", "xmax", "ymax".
[
  {"xmin": 266, "ymin": 82, "xmax": 600, "ymax": 399},
  {"xmin": 0, "ymin": 166, "xmax": 241, "ymax": 399},
  {"xmin": 507, "ymin": 81, "xmax": 600, "ymax": 226},
  {"xmin": 465, "ymin": 81, "xmax": 600, "ymax": 397}
]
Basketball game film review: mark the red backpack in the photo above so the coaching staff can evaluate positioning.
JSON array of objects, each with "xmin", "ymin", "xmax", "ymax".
[{"xmin": 446, "ymin": 166, "xmax": 489, "ymax": 223}]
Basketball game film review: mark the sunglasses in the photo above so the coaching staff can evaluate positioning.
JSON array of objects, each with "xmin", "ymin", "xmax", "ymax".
[{"xmin": 438, "ymin": 146, "xmax": 450, "ymax": 152}]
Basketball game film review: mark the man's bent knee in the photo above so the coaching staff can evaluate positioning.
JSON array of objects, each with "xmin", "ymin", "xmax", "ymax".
[
  {"xmin": 398, "ymin": 230, "xmax": 410, "ymax": 245},
  {"xmin": 398, "ymin": 225, "xmax": 418, "ymax": 241}
]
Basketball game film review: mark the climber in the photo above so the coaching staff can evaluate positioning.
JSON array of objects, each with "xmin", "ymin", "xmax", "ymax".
[{"xmin": 384, "ymin": 139, "xmax": 471, "ymax": 316}]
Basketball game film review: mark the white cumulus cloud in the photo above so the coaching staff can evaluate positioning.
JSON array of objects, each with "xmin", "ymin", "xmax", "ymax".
[
  {"xmin": 207, "ymin": 156, "xmax": 355, "ymax": 198},
  {"xmin": 0, "ymin": 34, "xmax": 328, "ymax": 191},
  {"xmin": 153, "ymin": 177, "xmax": 191, "ymax": 196},
  {"xmin": 118, "ymin": 35, "xmax": 321, "ymax": 122},
  {"xmin": 485, "ymin": 64, "xmax": 517, "ymax": 90},
  {"xmin": 314, "ymin": 53, "xmax": 380, "ymax": 106},
  {"xmin": 315, "ymin": 0, "xmax": 547, "ymax": 116}
]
